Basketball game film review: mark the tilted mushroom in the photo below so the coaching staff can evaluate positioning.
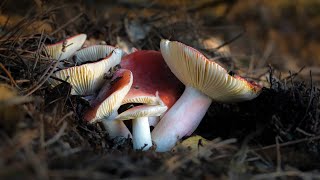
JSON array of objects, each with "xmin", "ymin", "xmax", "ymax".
[
  {"xmin": 117, "ymin": 50, "xmax": 184, "ymax": 150},
  {"xmin": 73, "ymin": 45, "xmax": 116, "ymax": 64},
  {"xmin": 152, "ymin": 39, "xmax": 262, "ymax": 152},
  {"xmin": 49, "ymin": 48, "xmax": 123, "ymax": 95},
  {"xmin": 44, "ymin": 34, "xmax": 87, "ymax": 61},
  {"xmin": 83, "ymin": 69, "xmax": 133, "ymax": 138}
]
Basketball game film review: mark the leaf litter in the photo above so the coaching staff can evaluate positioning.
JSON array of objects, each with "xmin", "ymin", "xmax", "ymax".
[{"xmin": 0, "ymin": 1, "xmax": 320, "ymax": 179}]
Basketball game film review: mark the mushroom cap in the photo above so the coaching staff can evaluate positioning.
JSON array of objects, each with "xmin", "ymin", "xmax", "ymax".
[
  {"xmin": 73, "ymin": 45, "xmax": 116, "ymax": 64},
  {"xmin": 84, "ymin": 69, "xmax": 133, "ymax": 123},
  {"xmin": 115, "ymin": 104, "xmax": 168, "ymax": 121},
  {"xmin": 44, "ymin": 34, "xmax": 87, "ymax": 61},
  {"xmin": 49, "ymin": 48, "xmax": 123, "ymax": 95},
  {"xmin": 120, "ymin": 50, "xmax": 184, "ymax": 107},
  {"xmin": 160, "ymin": 39, "xmax": 261, "ymax": 102}
]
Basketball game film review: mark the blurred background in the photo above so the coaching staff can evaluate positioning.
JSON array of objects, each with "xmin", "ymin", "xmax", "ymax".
[{"xmin": 1, "ymin": 0, "xmax": 320, "ymax": 85}]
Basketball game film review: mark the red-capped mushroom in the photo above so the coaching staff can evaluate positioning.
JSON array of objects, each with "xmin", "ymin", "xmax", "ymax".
[
  {"xmin": 49, "ymin": 48, "xmax": 123, "ymax": 96},
  {"xmin": 120, "ymin": 50, "xmax": 183, "ymax": 108},
  {"xmin": 118, "ymin": 50, "xmax": 184, "ymax": 150},
  {"xmin": 151, "ymin": 39, "xmax": 262, "ymax": 152},
  {"xmin": 84, "ymin": 69, "xmax": 133, "ymax": 138},
  {"xmin": 44, "ymin": 34, "xmax": 87, "ymax": 61}
]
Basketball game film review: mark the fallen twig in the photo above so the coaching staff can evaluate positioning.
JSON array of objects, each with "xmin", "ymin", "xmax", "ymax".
[
  {"xmin": 0, "ymin": 63, "xmax": 19, "ymax": 89},
  {"xmin": 251, "ymin": 135, "xmax": 320, "ymax": 152},
  {"xmin": 42, "ymin": 121, "xmax": 68, "ymax": 147},
  {"xmin": 25, "ymin": 59, "xmax": 59, "ymax": 96}
]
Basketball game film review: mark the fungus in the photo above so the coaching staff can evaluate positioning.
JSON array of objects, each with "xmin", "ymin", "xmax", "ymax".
[
  {"xmin": 118, "ymin": 50, "xmax": 183, "ymax": 150},
  {"xmin": 44, "ymin": 34, "xmax": 87, "ymax": 61},
  {"xmin": 120, "ymin": 50, "xmax": 183, "ymax": 110},
  {"xmin": 73, "ymin": 45, "xmax": 116, "ymax": 64},
  {"xmin": 152, "ymin": 39, "xmax": 262, "ymax": 152},
  {"xmin": 49, "ymin": 49, "xmax": 123, "ymax": 95},
  {"xmin": 84, "ymin": 69, "xmax": 133, "ymax": 138},
  {"xmin": 116, "ymin": 100, "xmax": 167, "ymax": 150}
]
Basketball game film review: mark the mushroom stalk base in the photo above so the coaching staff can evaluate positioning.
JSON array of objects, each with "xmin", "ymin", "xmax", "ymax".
[
  {"xmin": 102, "ymin": 111, "xmax": 132, "ymax": 138},
  {"xmin": 132, "ymin": 117, "xmax": 152, "ymax": 150},
  {"xmin": 151, "ymin": 86, "xmax": 212, "ymax": 152}
]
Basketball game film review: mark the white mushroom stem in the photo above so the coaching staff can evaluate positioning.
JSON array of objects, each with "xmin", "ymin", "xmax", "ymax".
[
  {"xmin": 102, "ymin": 111, "xmax": 132, "ymax": 138},
  {"xmin": 115, "ymin": 104, "xmax": 167, "ymax": 151},
  {"xmin": 151, "ymin": 86, "xmax": 212, "ymax": 152},
  {"xmin": 148, "ymin": 116, "xmax": 160, "ymax": 127},
  {"xmin": 132, "ymin": 117, "xmax": 152, "ymax": 150}
]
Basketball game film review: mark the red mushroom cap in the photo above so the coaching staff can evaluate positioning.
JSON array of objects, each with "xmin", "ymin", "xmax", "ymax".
[
  {"xmin": 120, "ymin": 50, "xmax": 184, "ymax": 108},
  {"xmin": 84, "ymin": 69, "xmax": 133, "ymax": 123}
]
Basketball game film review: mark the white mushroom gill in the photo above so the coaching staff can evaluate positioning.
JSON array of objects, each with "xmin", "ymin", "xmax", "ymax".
[
  {"xmin": 84, "ymin": 69, "xmax": 133, "ymax": 138},
  {"xmin": 73, "ymin": 45, "xmax": 116, "ymax": 64},
  {"xmin": 151, "ymin": 39, "xmax": 262, "ymax": 152},
  {"xmin": 49, "ymin": 48, "xmax": 123, "ymax": 95}
]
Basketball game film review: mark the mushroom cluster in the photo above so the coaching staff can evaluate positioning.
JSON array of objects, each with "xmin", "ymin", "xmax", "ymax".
[{"xmin": 46, "ymin": 34, "xmax": 262, "ymax": 152}]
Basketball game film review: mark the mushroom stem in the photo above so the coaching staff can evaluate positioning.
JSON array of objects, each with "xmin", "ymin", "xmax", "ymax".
[
  {"xmin": 151, "ymin": 86, "xmax": 212, "ymax": 152},
  {"xmin": 132, "ymin": 116, "xmax": 152, "ymax": 150},
  {"xmin": 102, "ymin": 111, "xmax": 132, "ymax": 138},
  {"xmin": 148, "ymin": 116, "xmax": 160, "ymax": 127}
]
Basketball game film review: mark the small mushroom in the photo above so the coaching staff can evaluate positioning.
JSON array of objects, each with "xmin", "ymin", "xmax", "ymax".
[
  {"xmin": 49, "ymin": 48, "xmax": 123, "ymax": 95},
  {"xmin": 84, "ymin": 69, "xmax": 133, "ymax": 138},
  {"xmin": 115, "ymin": 100, "xmax": 167, "ymax": 150},
  {"xmin": 118, "ymin": 50, "xmax": 184, "ymax": 150},
  {"xmin": 73, "ymin": 44, "xmax": 116, "ymax": 64},
  {"xmin": 44, "ymin": 34, "xmax": 87, "ymax": 61},
  {"xmin": 151, "ymin": 39, "xmax": 262, "ymax": 152}
]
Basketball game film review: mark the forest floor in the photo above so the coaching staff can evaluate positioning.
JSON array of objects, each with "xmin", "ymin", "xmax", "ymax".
[{"xmin": 0, "ymin": 0, "xmax": 320, "ymax": 179}]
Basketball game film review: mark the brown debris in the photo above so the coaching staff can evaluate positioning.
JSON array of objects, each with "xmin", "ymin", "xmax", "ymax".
[{"xmin": 0, "ymin": 0, "xmax": 320, "ymax": 179}]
